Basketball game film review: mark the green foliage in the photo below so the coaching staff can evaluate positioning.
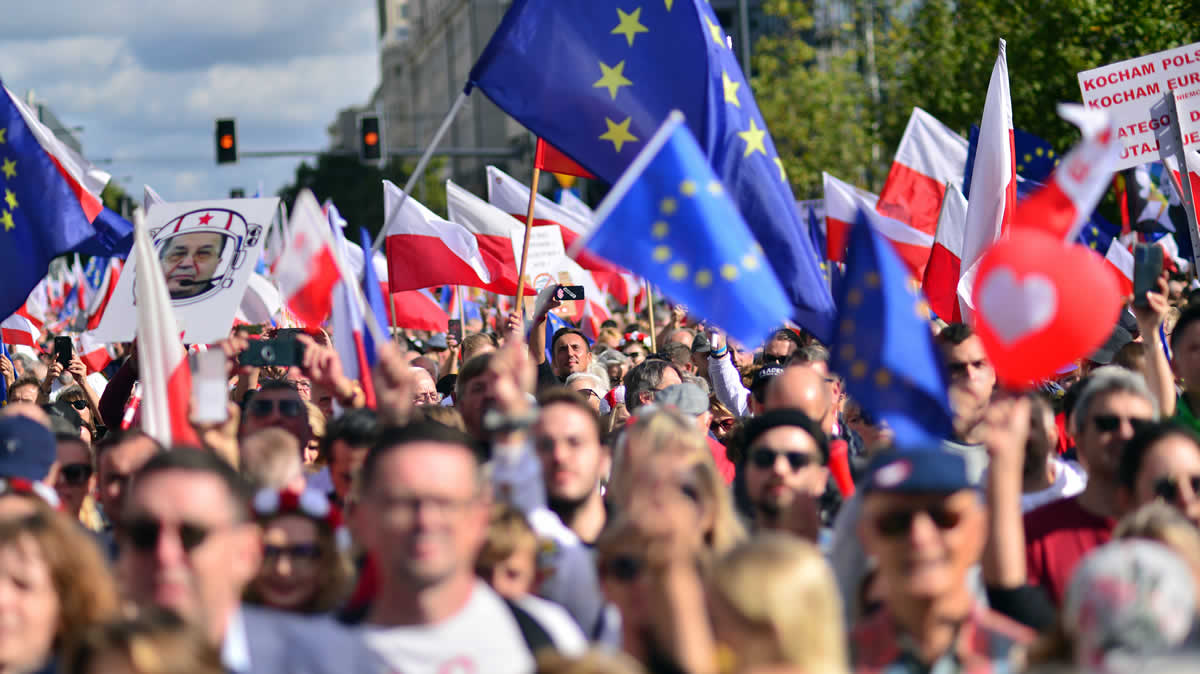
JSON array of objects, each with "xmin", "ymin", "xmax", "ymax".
[
  {"xmin": 100, "ymin": 181, "xmax": 129, "ymax": 214},
  {"xmin": 277, "ymin": 154, "xmax": 446, "ymax": 241},
  {"xmin": 753, "ymin": 0, "xmax": 1198, "ymax": 199}
]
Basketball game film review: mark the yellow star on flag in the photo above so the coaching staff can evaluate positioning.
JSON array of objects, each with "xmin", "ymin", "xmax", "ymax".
[
  {"xmin": 738, "ymin": 119, "xmax": 766, "ymax": 158},
  {"xmin": 3, "ymin": 189, "xmax": 15, "ymax": 210},
  {"xmin": 599, "ymin": 117, "xmax": 638, "ymax": 153},
  {"xmin": 0, "ymin": 127, "xmax": 6, "ymax": 144},
  {"xmin": 593, "ymin": 61, "xmax": 632, "ymax": 100},
  {"xmin": 669, "ymin": 262, "xmax": 688, "ymax": 280},
  {"xmin": 664, "ymin": 0, "xmax": 674, "ymax": 8},
  {"xmin": 704, "ymin": 15, "xmax": 724, "ymax": 46},
  {"xmin": 694, "ymin": 268, "xmax": 712, "ymax": 288},
  {"xmin": 680, "ymin": 180, "xmax": 697, "ymax": 196},
  {"xmin": 652, "ymin": 220, "xmax": 669, "ymax": 238},
  {"xmin": 660, "ymin": 197, "xmax": 677, "ymax": 215},
  {"xmin": 722, "ymin": 71, "xmax": 741, "ymax": 107},
  {"xmin": 773, "ymin": 157, "xmax": 787, "ymax": 181},
  {"xmin": 1, "ymin": 158, "xmax": 15, "ymax": 180},
  {"xmin": 612, "ymin": 8, "xmax": 649, "ymax": 47},
  {"xmin": 653, "ymin": 245, "xmax": 671, "ymax": 262},
  {"xmin": 0, "ymin": 210, "xmax": 12, "ymax": 232}
]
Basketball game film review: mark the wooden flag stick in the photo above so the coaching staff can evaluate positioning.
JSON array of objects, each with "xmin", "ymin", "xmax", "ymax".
[
  {"xmin": 645, "ymin": 281, "xmax": 657, "ymax": 354},
  {"xmin": 514, "ymin": 165, "xmax": 542, "ymax": 321},
  {"xmin": 386, "ymin": 283, "xmax": 399, "ymax": 344}
]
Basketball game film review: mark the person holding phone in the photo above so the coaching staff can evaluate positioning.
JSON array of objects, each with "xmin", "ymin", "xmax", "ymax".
[{"xmin": 37, "ymin": 342, "xmax": 101, "ymax": 415}]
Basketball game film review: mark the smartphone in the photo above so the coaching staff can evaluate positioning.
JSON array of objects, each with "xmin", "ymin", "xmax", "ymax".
[
  {"xmin": 190, "ymin": 349, "xmax": 229, "ymax": 424},
  {"xmin": 54, "ymin": 336, "xmax": 73, "ymax": 367},
  {"xmin": 447, "ymin": 319, "xmax": 464, "ymax": 342},
  {"xmin": 1133, "ymin": 243, "xmax": 1163, "ymax": 309},
  {"xmin": 555, "ymin": 285, "xmax": 585, "ymax": 302},
  {"xmin": 238, "ymin": 337, "xmax": 306, "ymax": 367}
]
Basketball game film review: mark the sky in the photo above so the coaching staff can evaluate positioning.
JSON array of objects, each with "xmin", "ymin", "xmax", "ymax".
[{"xmin": 0, "ymin": 1, "xmax": 380, "ymax": 203}]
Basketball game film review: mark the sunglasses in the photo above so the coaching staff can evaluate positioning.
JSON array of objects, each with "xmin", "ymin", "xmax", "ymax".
[
  {"xmin": 59, "ymin": 463, "xmax": 93, "ymax": 486},
  {"xmin": 1091, "ymin": 414, "xmax": 1153, "ymax": 434},
  {"xmin": 762, "ymin": 354, "xmax": 788, "ymax": 366},
  {"xmin": 750, "ymin": 447, "xmax": 817, "ymax": 471},
  {"xmin": 710, "ymin": 417, "xmax": 736, "ymax": 432},
  {"xmin": 600, "ymin": 554, "xmax": 642, "ymax": 582},
  {"xmin": 67, "ymin": 399, "xmax": 88, "ymax": 411},
  {"xmin": 120, "ymin": 517, "xmax": 219, "ymax": 553},
  {"xmin": 247, "ymin": 398, "xmax": 305, "ymax": 418},
  {"xmin": 873, "ymin": 504, "xmax": 964, "ymax": 538},
  {"xmin": 263, "ymin": 543, "xmax": 322, "ymax": 562},
  {"xmin": 1153, "ymin": 475, "xmax": 1200, "ymax": 504}
]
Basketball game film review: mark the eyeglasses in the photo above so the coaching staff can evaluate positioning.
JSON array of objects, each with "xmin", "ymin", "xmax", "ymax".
[
  {"xmin": 67, "ymin": 399, "xmax": 88, "ymax": 410},
  {"xmin": 247, "ymin": 398, "xmax": 305, "ymax": 418},
  {"xmin": 413, "ymin": 391, "xmax": 443, "ymax": 404},
  {"xmin": 872, "ymin": 504, "xmax": 964, "ymax": 538},
  {"xmin": 577, "ymin": 389, "xmax": 601, "ymax": 401},
  {"xmin": 762, "ymin": 354, "xmax": 788, "ymax": 366},
  {"xmin": 1153, "ymin": 475, "xmax": 1200, "ymax": 504},
  {"xmin": 290, "ymin": 379, "xmax": 313, "ymax": 392},
  {"xmin": 1091, "ymin": 414, "xmax": 1153, "ymax": 434},
  {"xmin": 599, "ymin": 554, "xmax": 642, "ymax": 582},
  {"xmin": 59, "ymin": 463, "xmax": 93, "ymax": 486},
  {"xmin": 750, "ymin": 447, "xmax": 817, "ymax": 471},
  {"xmin": 263, "ymin": 542, "xmax": 322, "ymax": 563},
  {"xmin": 120, "ymin": 516, "xmax": 224, "ymax": 553},
  {"xmin": 711, "ymin": 417, "xmax": 736, "ymax": 432}
]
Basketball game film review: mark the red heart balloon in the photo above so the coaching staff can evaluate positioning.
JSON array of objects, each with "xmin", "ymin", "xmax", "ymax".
[{"xmin": 971, "ymin": 228, "xmax": 1121, "ymax": 388}]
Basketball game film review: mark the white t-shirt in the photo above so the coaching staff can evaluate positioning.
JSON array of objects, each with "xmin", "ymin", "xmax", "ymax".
[
  {"xmin": 1021, "ymin": 458, "xmax": 1088, "ymax": 513},
  {"xmin": 362, "ymin": 581, "xmax": 583, "ymax": 674}
]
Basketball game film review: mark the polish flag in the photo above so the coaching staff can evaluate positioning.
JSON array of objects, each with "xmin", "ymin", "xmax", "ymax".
[
  {"xmin": 236, "ymin": 273, "xmax": 282, "ymax": 326},
  {"xmin": 0, "ymin": 313, "xmax": 38, "ymax": 347},
  {"xmin": 922, "ymin": 184, "xmax": 969, "ymax": 322},
  {"xmin": 485, "ymin": 166, "xmax": 623, "ymax": 277},
  {"xmin": 822, "ymin": 172, "xmax": 934, "ymax": 277},
  {"xmin": 84, "ymin": 258, "xmax": 121, "ymax": 331},
  {"xmin": 1012, "ymin": 105, "xmax": 1121, "ymax": 242},
  {"xmin": 877, "ymin": 108, "xmax": 970, "ymax": 236},
  {"xmin": 578, "ymin": 272, "xmax": 612, "ymax": 342},
  {"xmin": 274, "ymin": 190, "xmax": 342, "ymax": 327},
  {"xmin": 76, "ymin": 332, "xmax": 113, "ymax": 374},
  {"xmin": 383, "ymin": 180, "xmax": 531, "ymax": 296},
  {"xmin": 130, "ymin": 209, "xmax": 200, "ymax": 447},
  {"xmin": 330, "ymin": 216, "xmax": 377, "ymax": 409},
  {"xmin": 957, "ymin": 39, "xmax": 1016, "ymax": 321},
  {"xmin": 386, "ymin": 288, "xmax": 449, "ymax": 332}
]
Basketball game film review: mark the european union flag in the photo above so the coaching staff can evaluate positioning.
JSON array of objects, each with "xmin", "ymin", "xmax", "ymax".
[
  {"xmin": 581, "ymin": 113, "xmax": 790, "ymax": 348},
  {"xmin": 964, "ymin": 125, "xmax": 1060, "ymax": 196},
  {"xmin": 1078, "ymin": 212, "xmax": 1121, "ymax": 252},
  {"xmin": 72, "ymin": 207, "xmax": 133, "ymax": 258},
  {"xmin": 468, "ymin": 0, "xmax": 834, "ymax": 342},
  {"xmin": 0, "ymin": 82, "xmax": 99, "ymax": 319},
  {"xmin": 830, "ymin": 207, "xmax": 953, "ymax": 448}
]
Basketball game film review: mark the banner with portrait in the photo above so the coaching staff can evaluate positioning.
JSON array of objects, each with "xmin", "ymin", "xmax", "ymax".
[{"xmin": 93, "ymin": 198, "xmax": 279, "ymax": 344}]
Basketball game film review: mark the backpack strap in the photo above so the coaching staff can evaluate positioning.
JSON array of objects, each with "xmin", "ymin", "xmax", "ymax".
[{"xmin": 503, "ymin": 598, "xmax": 557, "ymax": 657}]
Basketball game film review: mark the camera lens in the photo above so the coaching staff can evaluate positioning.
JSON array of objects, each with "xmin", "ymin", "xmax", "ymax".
[{"xmin": 260, "ymin": 346, "xmax": 276, "ymax": 363}]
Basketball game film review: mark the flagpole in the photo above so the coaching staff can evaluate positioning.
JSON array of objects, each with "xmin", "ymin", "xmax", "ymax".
[
  {"xmin": 386, "ymin": 283, "xmax": 400, "ymax": 344},
  {"xmin": 369, "ymin": 91, "xmax": 470, "ymax": 258},
  {"xmin": 645, "ymin": 281, "xmax": 657, "ymax": 354},
  {"xmin": 514, "ymin": 164, "xmax": 542, "ymax": 320},
  {"xmin": 457, "ymin": 286, "xmax": 466, "ymax": 326}
]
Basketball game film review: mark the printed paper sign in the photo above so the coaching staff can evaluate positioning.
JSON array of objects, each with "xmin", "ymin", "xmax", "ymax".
[
  {"xmin": 93, "ymin": 198, "xmax": 279, "ymax": 344},
  {"xmin": 1077, "ymin": 41, "xmax": 1200, "ymax": 170},
  {"xmin": 510, "ymin": 225, "xmax": 589, "ymax": 319}
]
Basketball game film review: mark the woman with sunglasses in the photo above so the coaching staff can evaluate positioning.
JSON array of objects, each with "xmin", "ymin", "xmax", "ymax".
[
  {"xmin": 55, "ymin": 386, "xmax": 99, "ymax": 444},
  {"xmin": 245, "ymin": 488, "xmax": 355, "ymax": 614},
  {"xmin": 1117, "ymin": 421, "xmax": 1200, "ymax": 529},
  {"xmin": 0, "ymin": 486, "xmax": 120, "ymax": 673},
  {"xmin": 52, "ymin": 431, "xmax": 99, "ymax": 530}
]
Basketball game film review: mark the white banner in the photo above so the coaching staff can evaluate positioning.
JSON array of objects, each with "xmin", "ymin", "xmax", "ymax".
[
  {"xmin": 93, "ymin": 198, "xmax": 279, "ymax": 344},
  {"xmin": 1077, "ymin": 41, "xmax": 1200, "ymax": 170}
]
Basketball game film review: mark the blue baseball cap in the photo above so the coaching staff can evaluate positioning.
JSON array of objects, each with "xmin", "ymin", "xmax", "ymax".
[
  {"xmin": 0, "ymin": 416, "xmax": 55, "ymax": 482},
  {"xmin": 862, "ymin": 449, "xmax": 973, "ymax": 494}
]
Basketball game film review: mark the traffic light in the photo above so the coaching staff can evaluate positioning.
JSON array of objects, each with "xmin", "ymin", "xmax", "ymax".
[
  {"xmin": 229, "ymin": 188, "xmax": 245, "ymax": 198},
  {"xmin": 215, "ymin": 118, "xmax": 237, "ymax": 164},
  {"xmin": 360, "ymin": 114, "xmax": 382, "ymax": 161}
]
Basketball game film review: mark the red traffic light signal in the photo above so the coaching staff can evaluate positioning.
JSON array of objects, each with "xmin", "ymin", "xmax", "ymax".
[
  {"xmin": 215, "ymin": 118, "xmax": 237, "ymax": 164},
  {"xmin": 360, "ymin": 115, "xmax": 382, "ymax": 161}
]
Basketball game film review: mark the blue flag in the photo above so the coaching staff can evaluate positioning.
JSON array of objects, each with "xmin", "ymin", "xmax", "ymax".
[
  {"xmin": 544, "ymin": 311, "xmax": 572, "ymax": 363},
  {"xmin": 71, "ymin": 207, "xmax": 133, "ymax": 258},
  {"xmin": 964, "ymin": 125, "xmax": 1059, "ymax": 197},
  {"xmin": 468, "ymin": 0, "xmax": 834, "ymax": 342},
  {"xmin": 0, "ymin": 342, "xmax": 8, "ymax": 406},
  {"xmin": 582, "ymin": 114, "xmax": 791, "ymax": 348},
  {"xmin": 830, "ymin": 207, "xmax": 953, "ymax": 448},
  {"xmin": 0, "ymin": 81, "xmax": 100, "ymax": 319},
  {"xmin": 359, "ymin": 227, "xmax": 390, "ymax": 362}
]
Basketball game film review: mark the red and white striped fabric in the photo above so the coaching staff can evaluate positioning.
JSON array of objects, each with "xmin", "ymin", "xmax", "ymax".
[
  {"xmin": 84, "ymin": 258, "xmax": 121, "ymax": 331},
  {"xmin": 274, "ymin": 190, "xmax": 342, "ymax": 328},
  {"xmin": 386, "ymin": 288, "xmax": 449, "ymax": 332},
  {"xmin": 130, "ymin": 209, "xmax": 200, "ymax": 447},
  {"xmin": 330, "ymin": 215, "xmax": 376, "ymax": 409},
  {"xmin": 384, "ymin": 180, "xmax": 530, "ymax": 296},
  {"xmin": 822, "ymin": 172, "xmax": 934, "ymax": 278},
  {"xmin": 578, "ymin": 272, "xmax": 611, "ymax": 342},
  {"xmin": 236, "ymin": 273, "xmax": 282, "ymax": 326},
  {"xmin": 1012, "ymin": 106, "xmax": 1121, "ymax": 242},
  {"xmin": 957, "ymin": 39, "xmax": 1016, "ymax": 321},
  {"xmin": 0, "ymin": 313, "xmax": 38, "ymax": 348},
  {"xmin": 3, "ymin": 86, "xmax": 109, "ymax": 223},
  {"xmin": 876, "ymin": 108, "xmax": 970, "ymax": 236},
  {"xmin": 922, "ymin": 185, "xmax": 969, "ymax": 322},
  {"xmin": 76, "ymin": 332, "xmax": 113, "ymax": 374}
]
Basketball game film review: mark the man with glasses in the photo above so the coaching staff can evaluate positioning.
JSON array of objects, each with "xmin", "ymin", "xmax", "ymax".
[
  {"xmin": 853, "ymin": 449, "xmax": 1032, "ymax": 670},
  {"xmin": 351, "ymin": 421, "xmax": 584, "ymax": 671},
  {"xmin": 738, "ymin": 409, "xmax": 828, "ymax": 539},
  {"xmin": 623, "ymin": 359, "xmax": 682, "ymax": 412},
  {"xmin": 1024, "ymin": 366, "xmax": 1159, "ymax": 605},
  {"xmin": 240, "ymin": 380, "xmax": 312, "ymax": 452},
  {"xmin": 563, "ymin": 372, "xmax": 606, "ymax": 412},
  {"xmin": 411, "ymin": 367, "xmax": 442, "ymax": 406},
  {"xmin": 120, "ymin": 449, "xmax": 380, "ymax": 672}
]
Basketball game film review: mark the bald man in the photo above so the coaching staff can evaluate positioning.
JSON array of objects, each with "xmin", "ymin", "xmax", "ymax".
[{"xmin": 765, "ymin": 365, "xmax": 836, "ymax": 436}]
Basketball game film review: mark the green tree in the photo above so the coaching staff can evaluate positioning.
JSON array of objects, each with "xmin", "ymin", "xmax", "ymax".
[{"xmin": 277, "ymin": 154, "xmax": 446, "ymax": 241}]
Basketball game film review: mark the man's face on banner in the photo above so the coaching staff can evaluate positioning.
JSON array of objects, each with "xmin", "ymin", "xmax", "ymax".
[{"xmin": 160, "ymin": 232, "xmax": 225, "ymax": 299}]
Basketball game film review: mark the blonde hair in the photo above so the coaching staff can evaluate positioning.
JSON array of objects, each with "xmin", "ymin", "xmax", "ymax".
[
  {"xmin": 64, "ymin": 607, "xmax": 222, "ymax": 674},
  {"xmin": 709, "ymin": 534, "xmax": 848, "ymax": 674},
  {"xmin": 1115, "ymin": 501, "xmax": 1200, "ymax": 577},
  {"xmin": 536, "ymin": 649, "xmax": 647, "ymax": 674},
  {"xmin": 476, "ymin": 503, "xmax": 537, "ymax": 576},
  {"xmin": 414, "ymin": 405, "xmax": 466, "ymax": 432}
]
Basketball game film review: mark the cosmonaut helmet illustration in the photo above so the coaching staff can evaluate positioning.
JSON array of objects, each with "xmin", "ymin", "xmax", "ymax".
[{"xmin": 149, "ymin": 208, "xmax": 262, "ymax": 305}]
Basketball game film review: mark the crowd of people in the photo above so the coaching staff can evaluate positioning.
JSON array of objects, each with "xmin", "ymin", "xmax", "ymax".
[{"xmin": 2, "ymin": 270, "xmax": 1200, "ymax": 673}]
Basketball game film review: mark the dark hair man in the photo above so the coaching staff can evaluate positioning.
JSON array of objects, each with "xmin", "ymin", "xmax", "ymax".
[
  {"xmin": 533, "ymin": 389, "xmax": 610, "ymax": 545},
  {"xmin": 320, "ymin": 408, "xmax": 379, "ymax": 506},
  {"xmin": 623, "ymin": 359, "xmax": 682, "ymax": 412}
]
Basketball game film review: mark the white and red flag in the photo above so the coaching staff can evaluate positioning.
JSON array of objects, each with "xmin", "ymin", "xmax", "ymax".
[
  {"xmin": 822, "ymin": 172, "xmax": 934, "ymax": 277},
  {"xmin": 274, "ymin": 190, "xmax": 341, "ymax": 328},
  {"xmin": 130, "ymin": 209, "xmax": 200, "ymax": 447},
  {"xmin": 922, "ymin": 184, "xmax": 969, "ymax": 322},
  {"xmin": 876, "ymin": 108, "xmax": 970, "ymax": 235},
  {"xmin": 957, "ymin": 39, "xmax": 1016, "ymax": 321}
]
